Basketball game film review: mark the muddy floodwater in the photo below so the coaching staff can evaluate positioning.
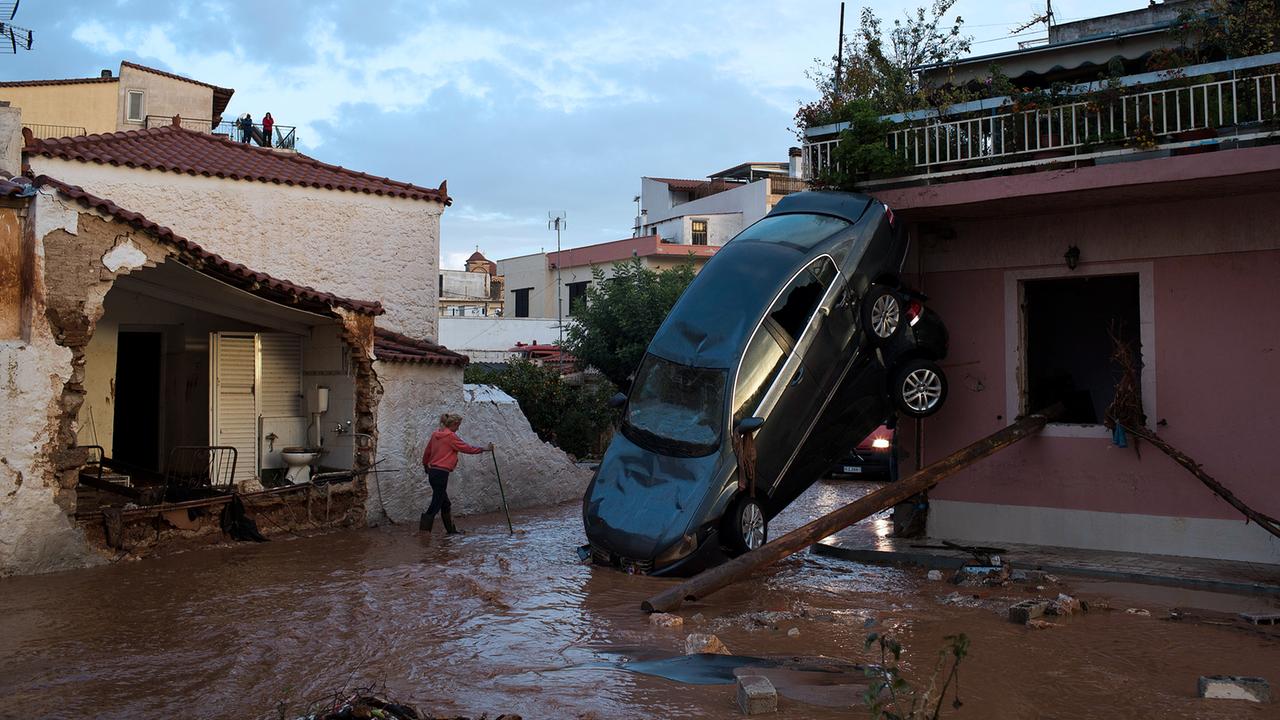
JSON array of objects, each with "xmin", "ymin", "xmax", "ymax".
[{"xmin": 3, "ymin": 480, "xmax": 1278, "ymax": 719}]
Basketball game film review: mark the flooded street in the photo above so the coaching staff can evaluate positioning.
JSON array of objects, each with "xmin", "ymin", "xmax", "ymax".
[{"xmin": 3, "ymin": 479, "xmax": 1278, "ymax": 719}]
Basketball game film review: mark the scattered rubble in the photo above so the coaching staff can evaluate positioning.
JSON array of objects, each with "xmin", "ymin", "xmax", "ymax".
[
  {"xmin": 291, "ymin": 691, "xmax": 521, "ymax": 720},
  {"xmin": 1125, "ymin": 608, "xmax": 1152, "ymax": 617},
  {"xmin": 926, "ymin": 569, "xmax": 943, "ymax": 581},
  {"xmin": 690, "ymin": 613, "xmax": 705, "ymax": 624},
  {"xmin": 735, "ymin": 675, "xmax": 778, "ymax": 715},
  {"xmin": 1197, "ymin": 675, "xmax": 1271, "ymax": 703},
  {"xmin": 1009, "ymin": 600, "xmax": 1050, "ymax": 624},
  {"xmin": 786, "ymin": 627, "xmax": 800, "ymax": 638},
  {"xmin": 649, "ymin": 613, "xmax": 684, "ymax": 629},
  {"xmin": 1047, "ymin": 594, "xmax": 1082, "ymax": 616},
  {"xmin": 685, "ymin": 633, "xmax": 731, "ymax": 655},
  {"xmin": 1025, "ymin": 619, "xmax": 1058, "ymax": 630}
]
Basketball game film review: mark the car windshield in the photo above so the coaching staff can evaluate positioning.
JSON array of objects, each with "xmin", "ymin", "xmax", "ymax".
[
  {"xmin": 623, "ymin": 354, "xmax": 726, "ymax": 458},
  {"xmin": 732, "ymin": 213, "xmax": 851, "ymax": 251}
]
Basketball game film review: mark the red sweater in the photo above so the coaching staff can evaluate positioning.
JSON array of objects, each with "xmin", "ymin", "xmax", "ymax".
[{"xmin": 423, "ymin": 428, "xmax": 485, "ymax": 471}]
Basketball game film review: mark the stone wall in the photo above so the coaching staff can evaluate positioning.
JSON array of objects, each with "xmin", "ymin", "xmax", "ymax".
[
  {"xmin": 26, "ymin": 159, "xmax": 446, "ymax": 341},
  {"xmin": 371, "ymin": 363, "xmax": 591, "ymax": 524}
]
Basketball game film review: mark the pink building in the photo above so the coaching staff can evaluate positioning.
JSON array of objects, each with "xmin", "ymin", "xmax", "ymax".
[{"xmin": 803, "ymin": 5, "xmax": 1280, "ymax": 565}]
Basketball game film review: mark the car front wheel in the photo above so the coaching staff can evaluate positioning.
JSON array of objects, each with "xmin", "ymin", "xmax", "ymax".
[
  {"xmin": 724, "ymin": 495, "xmax": 767, "ymax": 555},
  {"xmin": 892, "ymin": 359, "xmax": 948, "ymax": 418},
  {"xmin": 862, "ymin": 285, "xmax": 904, "ymax": 345}
]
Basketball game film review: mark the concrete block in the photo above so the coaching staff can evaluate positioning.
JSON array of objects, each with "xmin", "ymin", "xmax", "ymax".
[
  {"xmin": 1009, "ymin": 600, "xmax": 1050, "ymax": 624},
  {"xmin": 1197, "ymin": 676, "xmax": 1270, "ymax": 703},
  {"xmin": 685, "ymin": 633, "xmax": 731, "ymax": 655},
  {"xmin": 736, "ymin": 675, "xmax": 778, "ymax": 715}
]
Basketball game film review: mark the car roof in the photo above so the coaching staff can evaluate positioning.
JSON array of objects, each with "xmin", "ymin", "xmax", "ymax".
[
  {"xmin": 647, "ymin": 239, "xmax": 807, "ymax": 369},
  {"xmin": 768, "ymin": 190, "xmax": 876, "ymax": 224}
]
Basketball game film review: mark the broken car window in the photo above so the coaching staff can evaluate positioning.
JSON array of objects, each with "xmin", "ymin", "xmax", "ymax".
[
  {"xmin": 624, "ymin": 354, "xmax": 726, "ymax": 458},
  {"xmin": 768, "ymin": 256, "xmax": 837, "ymax": 341},
  {"xmin": 733, "ymin": 325, "xmax": 788, "ymax": 424}
]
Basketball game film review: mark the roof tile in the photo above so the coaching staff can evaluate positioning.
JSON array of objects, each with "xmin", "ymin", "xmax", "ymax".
[
  {"xmin": 374, "ymin": 327, "xmax": 468, "ymax": 366},
  {"xmin": 25, "ymin": 124, "xmax": 451, "ymax": 205}
]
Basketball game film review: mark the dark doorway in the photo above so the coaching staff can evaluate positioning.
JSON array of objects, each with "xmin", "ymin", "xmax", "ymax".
[
  {"xmin": 113, "ymin": 331, "xmax": 164, "ymax": 471},
  {"xmin": 514, "ymin": 288, "xmax": 531, "ymax": 318},
  {"xmin": 1024, "ymin": 275, "xmax": 1141, "ymax": 424}
]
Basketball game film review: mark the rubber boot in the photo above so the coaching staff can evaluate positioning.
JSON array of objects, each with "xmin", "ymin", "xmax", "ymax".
[
  {"xmin": 442, "ymin": 509, "xmax": 463, "ymax": 535},
  {"xmin": 419, "ymin": 512, "xmax": 434, "ymax": 532}
]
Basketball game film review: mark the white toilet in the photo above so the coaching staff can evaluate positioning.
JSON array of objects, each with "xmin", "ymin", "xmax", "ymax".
[{"xmin": 280, "ymin": 447, "xmax": 319, "ymax": 484}]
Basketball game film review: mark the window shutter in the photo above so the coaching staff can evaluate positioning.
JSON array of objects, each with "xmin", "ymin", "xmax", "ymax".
[
  {"xmin": 211, "ymin": 333, "xmax": 257, "ymax": 482},
  {"xmin": 258, "ymin": 333, "xmax": 303, "ymax": 417}
]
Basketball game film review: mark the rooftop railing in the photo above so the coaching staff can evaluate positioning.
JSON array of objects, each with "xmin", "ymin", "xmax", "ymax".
[
  {"xmin": 802, "ymin": 53, "xmax": 1280, "ymax": 188},
  {"xmin": 22, "ymin": 123, "xmax": 87, "ymax": 139},
  {"xmin": 144, "ymin": 114, "xmax": 298, "ymax": 150}
]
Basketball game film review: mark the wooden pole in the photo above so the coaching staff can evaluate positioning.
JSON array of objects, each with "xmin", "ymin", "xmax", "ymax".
[
  {"xmin": 642, "ymin": 406, "xmax": 1061, "ymax": 614},
  {"xmin": 1121, "ymin": 424, "xmax": 1280, "ymax": 540}
]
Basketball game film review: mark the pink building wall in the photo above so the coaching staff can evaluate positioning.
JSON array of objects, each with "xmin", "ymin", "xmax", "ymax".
[{"xmin": 893, "ymin": 186, "xmax": 1280, "ymax": 563}]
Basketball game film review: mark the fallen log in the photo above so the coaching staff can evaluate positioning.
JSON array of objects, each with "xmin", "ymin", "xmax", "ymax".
[
  {"xmin": 642, "ymin": 405, "xmax": 1062, "ymax": 613},
  {"xmin": 1121, "ymin": 424, "xmax": 1280, "ymax": 541}
]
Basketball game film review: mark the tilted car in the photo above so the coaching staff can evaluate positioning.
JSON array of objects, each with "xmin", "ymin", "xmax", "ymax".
[{"xmin": 582, "ymin": 191, "xmax": 949, "ymax": 576}]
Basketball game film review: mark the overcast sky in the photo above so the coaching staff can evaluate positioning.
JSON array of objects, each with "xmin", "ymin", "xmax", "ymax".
[{"xmin": 7, "ymin": 0, "xmax": 1123, "ymax": 269}]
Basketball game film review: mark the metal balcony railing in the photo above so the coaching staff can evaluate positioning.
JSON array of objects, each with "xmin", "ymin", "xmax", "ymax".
[
  {"xmin": 143, "ymin": 114, "xmax": 297, "ymax": 149},
  {"xmin": 23, "ymin": 123, "xmax": 87, "ymax": 139},
  {"xmin": 802, "ymin": 53, "xmax": 1280, "ymax": 186}
]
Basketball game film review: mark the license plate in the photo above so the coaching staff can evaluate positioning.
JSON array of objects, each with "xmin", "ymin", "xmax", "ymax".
[{"xmin": 842, "ymin": 465, "xmax": 862, "ymax": 473}]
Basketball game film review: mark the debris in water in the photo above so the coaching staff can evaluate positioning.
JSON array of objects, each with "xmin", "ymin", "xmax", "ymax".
[
  {"xmin": 649, "ymin": 612, "xmax": 684, "ymax": 629},
  {"xmin": 736, "ymin": 675, "xmax": 778, "ymax": 715},
  {"xmin": 291, "ymin": 688, "xmax": 520, "ymax": 720},
  {"xmin": 685, "ymin": 633, "xmax": 731, "ymax": 655},
  {"xmin": 1197, "ymin": 675, "xmax": 1271, "ymax": 703},
  {"xmin": 786, "ymin": 627, "xmax": 800, "ymax": 638},
  {"xmin": 1009, "ymin": 600, "xmax": 1050, "ymax": 624},
  {"xmin": 1047, "ymin": 594, "xmax": 1083, "ymax": 616},
  {"xmin": 926, "ymin": 569, "xmax": 943, "ymax": 581},
  {"xmin": 1025, "ymin": 619, "xmax": 1058, "ymax": 630},
  {"xmin": 1125, "ymin": 608, "xmax": 1152, "ymax": 617}
]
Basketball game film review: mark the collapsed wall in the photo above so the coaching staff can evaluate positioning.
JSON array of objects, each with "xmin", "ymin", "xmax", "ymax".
[{"xmin": 372, "ymin": 363, "xmax": 591, "ymax": 524}]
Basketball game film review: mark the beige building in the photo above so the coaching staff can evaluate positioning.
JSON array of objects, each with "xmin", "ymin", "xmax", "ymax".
[
  {"xmin": 0, "ymin": 60, "xmax": 234, "ymax": 138},
  {"xmin": 439, "ymin": 250, "xmax": 505, "ymax": 317}
]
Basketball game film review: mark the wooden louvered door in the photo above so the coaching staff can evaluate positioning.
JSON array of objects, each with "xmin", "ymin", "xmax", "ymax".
[{"xmin": 210, "ymin": 333, "xmax": 258, "ymax": 483}]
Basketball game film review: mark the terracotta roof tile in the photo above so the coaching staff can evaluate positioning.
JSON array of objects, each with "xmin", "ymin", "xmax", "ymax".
[
  {"xmin": 34, "ymin": 175, "xmax": 384, "ymax": 318},
  {"xmin": 648, "ymin": 177, "xmax": 709, "ymax": 191},
  {"xmin": 0, "ymin": 75, "xmax": 117, "ymax": 88},
  {"xmin": 25, "ymin": 124, "xmax": 451, "ymax": 205},
  {"xmin": 374, "ymin": 327, "xmax": 468, "ymax": 366},
  {"xmin": 0, "ymin": 177, "xmax": 33, "ymax": 197}
]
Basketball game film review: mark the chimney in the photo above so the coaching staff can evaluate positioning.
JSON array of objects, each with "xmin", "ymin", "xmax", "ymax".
[
  {"xmin": 101, "ymin": 69, "xmax": 112, "ymax": 79},
  {"xmin": 788, "ymin": 146, "xmax": 803, "ymax": 178}
]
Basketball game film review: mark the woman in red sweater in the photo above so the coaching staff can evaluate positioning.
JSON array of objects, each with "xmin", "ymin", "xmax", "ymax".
[{"xmin": 420, "ymin": 412, "xmax": 491, "ymax": 534}]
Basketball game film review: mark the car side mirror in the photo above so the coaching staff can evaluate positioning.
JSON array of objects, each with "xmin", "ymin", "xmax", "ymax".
[
  {"xmin": 736, "ymin": 416, "xmax": 764, "ymax": 435},
  {"xmin": 607, "ymin": 392, "xmax": 628, "ymax": 409}
]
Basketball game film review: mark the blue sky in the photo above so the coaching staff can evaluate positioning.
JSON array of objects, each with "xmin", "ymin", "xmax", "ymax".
[{"xmin": 6, "ymin": 0, "xmax": 1122, "ymax": 269}]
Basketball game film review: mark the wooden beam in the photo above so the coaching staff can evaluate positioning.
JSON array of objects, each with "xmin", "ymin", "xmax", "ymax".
[{"xmin": 642, "ymin": 405, "xmax": 1062, "ymax": 614}]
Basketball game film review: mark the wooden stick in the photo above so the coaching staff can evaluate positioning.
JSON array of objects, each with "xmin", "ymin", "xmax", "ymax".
[
  {"xmin": 1122, "ymin": 424, "xmax": 1280, "ymax": 540},
  {"xmin": 642, "ymin": 405, "xmax": 1062, "ymax": 613}
]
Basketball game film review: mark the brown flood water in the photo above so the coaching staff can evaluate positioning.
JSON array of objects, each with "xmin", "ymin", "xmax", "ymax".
[{"xmin": 2, "ymin": 480, "xmax": 1278, "ymax": 720}]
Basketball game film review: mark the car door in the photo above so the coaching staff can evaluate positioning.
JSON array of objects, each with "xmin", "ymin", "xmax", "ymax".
[{"xmin": 734, "ymin": 256, "xmax": 838, "ymax": 512}]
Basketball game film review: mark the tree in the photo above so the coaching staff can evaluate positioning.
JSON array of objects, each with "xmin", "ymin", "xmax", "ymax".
[
  {"xmin": 794, "ymin": 0, "xmax": 972, "ymax": 133},
  {"xmin": 563, "ymin": 257, "xmax": 696, "ymax": 388}
]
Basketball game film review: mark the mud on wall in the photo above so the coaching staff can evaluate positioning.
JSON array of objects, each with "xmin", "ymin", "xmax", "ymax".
[{"xmin": 371, "ymin": 361, "xmax": 591, "ymax": 524}]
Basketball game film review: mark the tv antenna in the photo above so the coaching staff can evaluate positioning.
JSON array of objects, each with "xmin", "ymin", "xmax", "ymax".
[
  {"xmin": 548, "ymin": 211, "xmax": 567, "ymax": 347},
  {"xmin": 0, "ymin": 1, "xmax": 32, "ymax": 53},
  {"xmin": 1012, "ymin": 0, "xmax": 1054, "ymax": 35}
]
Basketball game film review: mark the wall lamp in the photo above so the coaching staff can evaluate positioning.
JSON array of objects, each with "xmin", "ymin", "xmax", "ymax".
[{"xmin": 1064, "ymin": 245, "xmax": 1081, "ymax": 270}]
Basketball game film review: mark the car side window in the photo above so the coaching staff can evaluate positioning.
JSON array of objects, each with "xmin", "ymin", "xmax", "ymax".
[
  {"xmin": 733, "ymin": 325, "xmax": 788, "ymax": 424},
  {"xmin": 768, "ymin": 256, "xmax": 837, "ymax": 341}
]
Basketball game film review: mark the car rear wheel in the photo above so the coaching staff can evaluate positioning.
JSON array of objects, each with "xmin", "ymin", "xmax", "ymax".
[
  {"xmin": 724, "ymin": 495, "xmax": 767, "ymax": 554},
  {"xmin": 862, "ymin": 286, "xmax": 904, "ymax": 345},
  {"xmin": 892, "ymin": 359, "xmax": 948, "ymax": 418}
]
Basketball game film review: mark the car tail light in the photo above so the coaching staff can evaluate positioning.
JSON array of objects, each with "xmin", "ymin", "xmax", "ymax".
[
  {"xmin": 907, "ymin": 299, "xmax": 923, "ymax": 326},
  {"xmin": 885, "ymin": 205, "xmax": 896, "ymax": 227}
]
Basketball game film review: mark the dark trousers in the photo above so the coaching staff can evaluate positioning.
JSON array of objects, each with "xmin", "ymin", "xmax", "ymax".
[{"xmin": 425, "ymin": 467, "xmax": 451, "ymax": 515}]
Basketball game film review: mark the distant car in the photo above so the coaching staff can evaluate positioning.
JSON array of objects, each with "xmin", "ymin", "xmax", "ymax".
[
  {"xmin": 582, "ymin": 191, "xmax": 949, "ymax": 576},
  {"xmin": 831, "ymin": 425, "xmax": 896, "ymax": 479}
]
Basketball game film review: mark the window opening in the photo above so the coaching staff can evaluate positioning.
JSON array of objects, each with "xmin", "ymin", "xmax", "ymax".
[
  {"xmin": 1024, "ymin": 274, "xmax": 1141, "ymax": 424},
  {"xmin": 768, "ymin": 256, "xmax": 836, "ymax": 341},
  {"xmin": 126, "ymin": 90, "xmax": 145, "ymax": 122},
  {"xmin": 567, "ymin": 281, "xmax": 589, "ymax": 316},
  {"xmin": 514, "ymin": 288, "xmax": 531, "ymax": 318},
  {"xmin": 691, "ymin": 219, "xmax": 708, "ymax": 245},
  {"xmin": 623, "ymin": 354, "xmax": 726, "ymax": 457}
]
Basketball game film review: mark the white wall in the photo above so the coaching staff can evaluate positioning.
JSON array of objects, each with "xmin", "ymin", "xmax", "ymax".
[
  {"xmin": 642, "ymin": 177, "xmax": 770, "ymax": 229},
  {"xmin": 27, "ymin": 159, "xmax": 445, "ymax": 341},
  {"xmin": 649, "ymin": 212, "xmax": 741, "ymax": 246},
  {"xmin": 440, "ymin": 269, "xmax": 489, "ymax": 300},
  {"xmin": 439, "ymin": 316, "xmax": 565, "ymax": 359},
  {"xmin": 497, "ymin": 252, "xmax": 554, "ymax": 319}
]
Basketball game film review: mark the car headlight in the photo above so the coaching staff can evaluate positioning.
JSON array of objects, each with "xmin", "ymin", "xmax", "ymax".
[
  {"xmin": 871, "ymin": 437, "xmax": 891, "ymax": 450},
  {"xmin": 654, "ymin": 532, "xmax": 699, "ymax": 566}
]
